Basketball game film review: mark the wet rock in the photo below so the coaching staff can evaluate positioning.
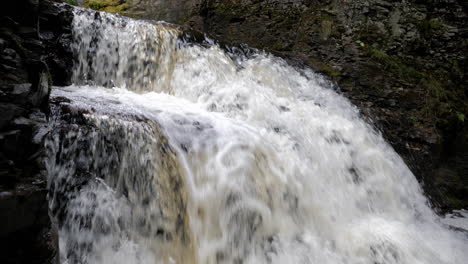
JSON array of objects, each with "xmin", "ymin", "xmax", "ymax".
[
  {"xmin": 0, "ymin": 0, "xmax": 74, "ymax": 263},
  {"xmin": 0, "ymin": 104, "xmax": 26, "ymax": 128},
  {"xmin": 12, "ymin": 83, "xmax": 33, "ymax": 95},
  {"xmin": 0, "ymin": 184, "xmax": 55, "ymax": 264}
]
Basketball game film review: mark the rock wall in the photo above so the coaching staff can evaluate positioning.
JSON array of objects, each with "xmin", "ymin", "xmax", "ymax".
[
  {"xmin": 103, "ymin": 0, "xmax": 468, "ymax": 212},
  {"xmin": 0, "ymin": 1, "xmax": 73, "ymax": 263}
]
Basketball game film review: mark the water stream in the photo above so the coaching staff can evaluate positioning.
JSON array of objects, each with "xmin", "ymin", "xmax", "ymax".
[{"xmin": 45, "ymin": 7, "xmax": 468, "ymax": 264}]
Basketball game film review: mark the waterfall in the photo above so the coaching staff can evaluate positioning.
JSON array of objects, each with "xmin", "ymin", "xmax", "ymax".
[{"xmin": 45, "ymin": 7, "xmax": 468, "ymax": 264}]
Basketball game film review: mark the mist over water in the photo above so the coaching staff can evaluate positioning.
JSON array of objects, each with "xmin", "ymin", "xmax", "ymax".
[{"xmin": 46, "ymin": 7, "xmax": 468, "ymax": 264}]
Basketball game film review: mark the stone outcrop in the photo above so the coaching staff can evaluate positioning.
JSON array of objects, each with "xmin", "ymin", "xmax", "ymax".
[
  {"xmin": 99, "ymin": 0, "xmax": 468, "ymax": 213},
  {"xmin": 0, "ymin": 1, "xmax": 73, "ymax": 263}
]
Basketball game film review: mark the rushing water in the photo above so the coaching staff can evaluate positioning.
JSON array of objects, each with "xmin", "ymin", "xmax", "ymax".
[{"xmin": 45, "ymin": 7, "xmax": 468, "ymax": 264}]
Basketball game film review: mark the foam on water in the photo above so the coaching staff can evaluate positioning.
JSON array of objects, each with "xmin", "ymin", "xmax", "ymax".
[{"xmin": 46, "ymin": 7, "xmax": 468, "ymax": 264}]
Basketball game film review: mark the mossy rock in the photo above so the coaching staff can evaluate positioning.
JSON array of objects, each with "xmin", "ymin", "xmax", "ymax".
[
  {"xmin": 306, "ymin": 57, "xmax": 340, "ymax": 78},
  {"xmin": 418, "ymin": 19, "xmax": 444, "ymax": 37},
  {"xmin": 64, "ymin": 0, "xmax": 78, "ymax": 5},
  {"xmin": 366, "ymin": 46, "xmax": 421, "ymax": 81},
  {"xmin": 84, "ymin": 0, "xmax": 129, "ymax": 14}
]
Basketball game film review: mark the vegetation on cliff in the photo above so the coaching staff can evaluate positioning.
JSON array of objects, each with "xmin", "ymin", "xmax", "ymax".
[{"xmin": 83, "ymin": 0, "xmax": 128, "ymax": 13}]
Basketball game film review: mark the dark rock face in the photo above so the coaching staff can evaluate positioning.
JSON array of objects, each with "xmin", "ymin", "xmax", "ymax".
[
  {"xmin": 0, "ymin": 0, "xmax": 73, "ymax": 263},
  {"xmin": 164, "ymin": 0, "xmax": 467, "ymax": 213}
]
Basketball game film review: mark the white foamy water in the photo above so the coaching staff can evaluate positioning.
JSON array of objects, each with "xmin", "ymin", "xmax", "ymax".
[{"xmin": 46, "ymin": 7, "xmax": 468, "ymax": 264}]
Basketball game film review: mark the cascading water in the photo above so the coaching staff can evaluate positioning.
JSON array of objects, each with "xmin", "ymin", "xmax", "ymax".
[{"xmin": 45, "ymin": 6, "xmax": 468, "ymax": 264}]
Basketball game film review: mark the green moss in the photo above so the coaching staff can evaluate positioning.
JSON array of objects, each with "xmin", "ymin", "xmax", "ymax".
[
  {"xmin": 306, "ymin": 57, "xmax": 340, "ymax": 77},
  {"xmin": 176, "ymin": 16, "xmax": 188, "ymax": 25},
  {"xmin": 84, "ymin": 0, "xmax": 128, "ymax": 14},
  {"xmin": 321, "ymin": 19, "xmax": 333, "ymax": 39},
  {"xmin": 324, "ymin": 66, "xmax": 340, "ymax": 77},
  {"xmin": 103, "ymin": 3, "xmax": 129, "ymax": 13},
  {"xmin": 270, "ymin": 43, "xmax": 284, "ymax": 50},
  {"xmin": 210, "ymin": 2, "xmax": 301, "ymax": 30},
  {"xmin": 415, "ymin": 76, "xmax": 468, "ymax": 131},
  {"xmin": 367, "ymin": 46, "xmax": 420, "ymax": 81},
  {"xmin": 314, "ymin": 12, "xmax": 340, "ymax": 38},
  {"xmin": 407, "ymin": 112, "xmax": 420, "ymax": 126},
  {"xmin": 211, "ymin": 3, "xmax": 249, "ymax": 19},
  {"xmin": 456, "ymin": 112, "xmax": 465, "ymax": 123},
  {"xmin": 356, "ymin": 24, "xmax": 387, "ymax": 46},
  {"xmin": 418, "ymin": 19, "xmax": 444, "ymax": 36},
  {"xmin": 363, "ymin": 45, "xmax": 465, "ymax": 129},
  {"xmin": 432, "ymin": 166, "xmax": 468, "ymax": 210},
  {"xmin": 420, "ymin": 78, "xmax": 447, "ymax": 118},
  {"xmin": 65, "ymin": 0, "xmax": 78, "ymax": 5},
  {"xmin": 355, "ymin": 40, "xmax": 365, "ymax": 47}
]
